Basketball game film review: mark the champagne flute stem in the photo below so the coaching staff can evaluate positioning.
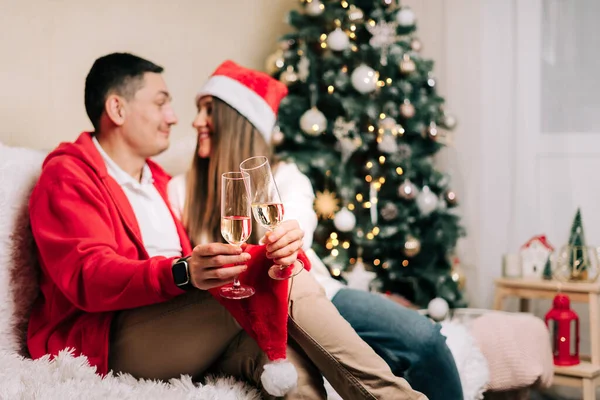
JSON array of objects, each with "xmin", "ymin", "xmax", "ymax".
[{"xmin": 233, "ymin": 243, "xmax": 243, "ymax": 287}]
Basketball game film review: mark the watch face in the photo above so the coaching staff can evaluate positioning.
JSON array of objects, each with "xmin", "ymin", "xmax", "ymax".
[{"xmin": 173, "ymin": 261, "xmax": 189, "ymax": 286}]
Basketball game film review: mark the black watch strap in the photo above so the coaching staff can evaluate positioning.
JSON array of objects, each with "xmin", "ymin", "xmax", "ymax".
[{"xmin": 172, "ymin": 256, "xmax": 194, "ymax": 290}]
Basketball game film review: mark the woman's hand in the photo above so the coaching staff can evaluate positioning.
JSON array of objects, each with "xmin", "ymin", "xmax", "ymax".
[
  {"xmin": 264, "ymin": 220, "xmax": 305, "ymax": 266},
  {"xmin": 187, "ymin": 243, "xmax": 251, "ymax": 290}
]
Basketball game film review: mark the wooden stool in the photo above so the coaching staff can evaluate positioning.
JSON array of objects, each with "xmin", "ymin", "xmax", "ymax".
[{"xmin": 494, "ymin": 278, "xmax": 600, "ymax": 400}]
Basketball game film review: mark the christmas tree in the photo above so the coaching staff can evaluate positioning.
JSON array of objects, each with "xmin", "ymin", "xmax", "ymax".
[
  {"xmin": 266, "ymin": 0, "xmax": 466, "ymax": 307},
  {"xmin": 567, "ymin": 208, "xmax": 588, "ymax": 280}
]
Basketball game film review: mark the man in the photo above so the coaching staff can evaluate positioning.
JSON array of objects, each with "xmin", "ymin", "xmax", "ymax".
[{"xmin": 27, "ymin": 52, "xmax": 425, "ymax": 399}]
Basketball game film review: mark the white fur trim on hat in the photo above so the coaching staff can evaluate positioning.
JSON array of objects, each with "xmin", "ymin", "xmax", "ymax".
[{"xmin": 197, "ymin": 76, "xmax": 276, "ymax": 143}]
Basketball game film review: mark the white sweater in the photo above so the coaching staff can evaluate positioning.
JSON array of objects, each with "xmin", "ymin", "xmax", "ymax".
[{"xmin": 167, "ymin": 162, "xmax": 344, "ymax": 300}]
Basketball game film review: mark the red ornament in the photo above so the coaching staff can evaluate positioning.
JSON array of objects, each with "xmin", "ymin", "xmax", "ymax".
[{"xmin": 544, "ymin": 294, "xmax": 580, "ymax": 366}]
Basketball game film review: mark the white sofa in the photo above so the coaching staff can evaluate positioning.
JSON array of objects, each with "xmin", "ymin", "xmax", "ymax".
[{"xmin": 0, "ymin": 142, "xmax": 261, "ymax": 399}]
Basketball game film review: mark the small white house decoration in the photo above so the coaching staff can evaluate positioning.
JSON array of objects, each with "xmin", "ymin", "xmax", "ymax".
[{"xmin": 520, "ymin": 235, "xmax": 554, "ymax": 279}]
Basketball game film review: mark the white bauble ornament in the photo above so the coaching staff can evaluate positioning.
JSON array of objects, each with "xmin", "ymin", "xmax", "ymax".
[
  {"xmin": 333, "ymin": 207, "xmax": 356, "ymax": 232},
  {"xmin": 300, "ymin": 107, "xmax": 327, "ymax": 136},
  {"xmin": 396, "ymin": 7, "xmax": 416, "ymax": 27},
  {"xmin": 351, "ymin": 64, "xmax": 379, "ymax": 94},
  {"xmin": 427, "ymin": 297, "xmax": 449, "ymax": 321},
  {"xmin": 327, "ymin": 28, "xmax": 350, "ymax": 51},
  {"xmin": 265, "ymin": 50, "xmax": 285, "ymax": 75},
  {"xmin": 416, "ymin": 186, "xmax": 438, "ymax": 216},
  {"xmin": 379, "ymin": 117, "xmax": 397, "ymax": 131},
  {"xmin": 305, "ymin": 0, "xmax": 325, "ymax": 16}
]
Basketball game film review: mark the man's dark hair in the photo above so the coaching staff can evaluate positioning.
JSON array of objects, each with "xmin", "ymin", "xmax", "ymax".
[{"xmin": 84, "ymin": 52, "xmax": 163, "ymax": 130}]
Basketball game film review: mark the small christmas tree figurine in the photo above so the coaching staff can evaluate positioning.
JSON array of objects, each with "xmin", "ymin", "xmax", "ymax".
[
  {"xmin": 567, "ymin": 208, "xmax": 589, "ymax": 280},
  {"xmin": 543, "ymin": 257, "xmax": 553, "ymax": 280}
]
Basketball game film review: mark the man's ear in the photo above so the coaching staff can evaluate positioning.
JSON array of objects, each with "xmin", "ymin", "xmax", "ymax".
[{"xmin": 105, "ymin": 94, "xmax": 126, "ymax": 126}]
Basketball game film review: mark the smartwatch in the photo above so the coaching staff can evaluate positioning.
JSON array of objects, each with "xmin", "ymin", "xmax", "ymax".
[{"xmin": 172, "ymin": 256, "xmax": 194, "ymax": 290}]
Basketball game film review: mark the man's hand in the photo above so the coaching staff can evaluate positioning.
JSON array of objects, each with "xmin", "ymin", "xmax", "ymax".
[
  {"xmin": 187, "ymin": 243, "xmax": 251, "ymax": 290},
  {"xmin": 264, "ymin": 220, "xmax": 304, "ymax": 266}
]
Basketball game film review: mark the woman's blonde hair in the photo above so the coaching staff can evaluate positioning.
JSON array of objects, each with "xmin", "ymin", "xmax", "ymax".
[{"xmin": 183, "ymin": 97, "xmax": 273, "ymax": 246}]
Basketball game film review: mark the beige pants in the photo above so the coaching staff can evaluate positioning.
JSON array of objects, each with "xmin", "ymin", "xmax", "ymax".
[{"xmin": 109, "ymin": 270, "xmax": 425, "ymax": 400}]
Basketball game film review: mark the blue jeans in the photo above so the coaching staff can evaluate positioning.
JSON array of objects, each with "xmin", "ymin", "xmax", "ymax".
[{"xmin": 331, "ymin": 288, "xmax": 463, "ymax": 400}]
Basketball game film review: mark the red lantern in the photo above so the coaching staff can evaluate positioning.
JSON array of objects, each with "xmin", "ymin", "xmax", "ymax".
[{"xmin": 544, "ymin": 294, "xmax": 580, "ymax": 366}]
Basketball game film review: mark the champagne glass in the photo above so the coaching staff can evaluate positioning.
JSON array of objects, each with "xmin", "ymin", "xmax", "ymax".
[
  {"xmin": 219, "ymin": 171, "xmax": 255, "ymax": 299},
  {"xmin": 240, "ymin": 156, "xmax": 304, "ymax": 280}
]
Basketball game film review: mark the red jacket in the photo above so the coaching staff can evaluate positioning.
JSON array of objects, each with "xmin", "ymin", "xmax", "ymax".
[{"xmin": 27, "ymin": 132, "xmax": 192, "ymax": 374}]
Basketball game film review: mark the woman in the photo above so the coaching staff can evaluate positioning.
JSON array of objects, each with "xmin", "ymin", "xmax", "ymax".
[{"xmin": 169, "ymin": 60, "xmax": 462, "ymax": 400}]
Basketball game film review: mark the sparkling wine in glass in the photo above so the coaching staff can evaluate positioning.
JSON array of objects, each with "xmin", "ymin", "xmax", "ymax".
[
  {"xmin": 219, "ymin": 171, "xmax": 255, "ymax": 299},
  {"xmin": 240, "ymin": 156, "xmax": 304, "ymax": 280}
]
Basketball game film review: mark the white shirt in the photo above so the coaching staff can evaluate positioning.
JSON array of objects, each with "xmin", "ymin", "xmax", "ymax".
[
  {"xmin": 93, "ymin": 137, "xmax": 182, "ymax": 258},
  {"xmin": 167, "ymin": 162, "xmax": 345, "ymax": 300}
]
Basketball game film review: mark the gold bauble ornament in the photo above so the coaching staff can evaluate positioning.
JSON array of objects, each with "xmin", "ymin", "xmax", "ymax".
[
  {"xmin": 445, "ymin": 190, "xmax": 458, "ymax": 206},
  {"xmin": 424, "ymin": 122, "xmax": 439, "ymax": 141},
  {"xmin": 265, "ymin": 50, "xmax": 285, "ymax": 75},
  {"xmin": 442, "ymin": 113, "xmax": 458, "ymax": 130},
  {"xmin": 348, "ymin": 5, "xmax": 364, "ymax": 22},
  {"xmin": 450, "ymin": 256, "xmax": 466, "ymax": 289},
  {"xmin": 314, "ymin": 189, "xmax": 340, "ymax": 219},
  {"xmin": 400, "ymin": 99, "xmax": 416, "ymax": 119},
  {"xmin": 403, "ymin": 235, "xmax": 421, "ymax": 257},
  {"xmin": 399, "ymin": 54, "xmax": 416, "ymax": 74},
  {"xmin": 271, "ymin": 128, "xmax": 285, "ymax": 146},
  {"xmin": 279, "ymin": 65, "xmax": 298, "ymax": 86},
  {"xmin": 398, "ymin": 179, "xmax": 417, "ymax": 200},
  {"xmin": 410, "ymin": 37, "xmax": 423, "ymax": 52}
]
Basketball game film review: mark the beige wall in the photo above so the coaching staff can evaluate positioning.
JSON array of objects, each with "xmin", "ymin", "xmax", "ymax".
[{"xmin": 1, "ymin": 0, "xmax": 294, "ymax": 152}]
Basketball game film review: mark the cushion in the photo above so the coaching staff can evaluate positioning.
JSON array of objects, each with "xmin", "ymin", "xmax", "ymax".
[
  {"xmin": 471, "ymin": 312, "xmax": 554, "ymax": 391},
  {"xmin": 0, "ymin": 143, "xmax": 46, "ymax": 355}
]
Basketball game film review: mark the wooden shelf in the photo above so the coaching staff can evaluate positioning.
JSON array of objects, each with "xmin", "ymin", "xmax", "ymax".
[
  {"xmin": 555, "ymin": 361, "xmax": 600, "ymax": 379},
  {"xmin": 494, "ymin": 277, "xmax": 600, "ymax": 399},
  {"xmin": 495, "ymin": 277, "xmax": 600, "ymax": 294}
]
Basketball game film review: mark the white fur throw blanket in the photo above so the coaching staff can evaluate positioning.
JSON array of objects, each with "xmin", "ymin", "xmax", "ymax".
[{"xmin": 0, "ymin": 349, "xmax": 261, "ymax": 400}]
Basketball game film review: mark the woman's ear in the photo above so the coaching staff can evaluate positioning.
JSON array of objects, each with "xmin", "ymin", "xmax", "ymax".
[{"xmin": 105, "ymin": 94, "xmax": 126, "ymax": 126}]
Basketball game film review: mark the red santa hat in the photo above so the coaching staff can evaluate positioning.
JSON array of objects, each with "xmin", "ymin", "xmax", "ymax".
[
  {"xmin": 209, "ymin": 245, "xmax": 312, "ymax": 397},
  {"xmin": 197, "ymin": 60, "xmax": 288, "ymax": 143}
]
